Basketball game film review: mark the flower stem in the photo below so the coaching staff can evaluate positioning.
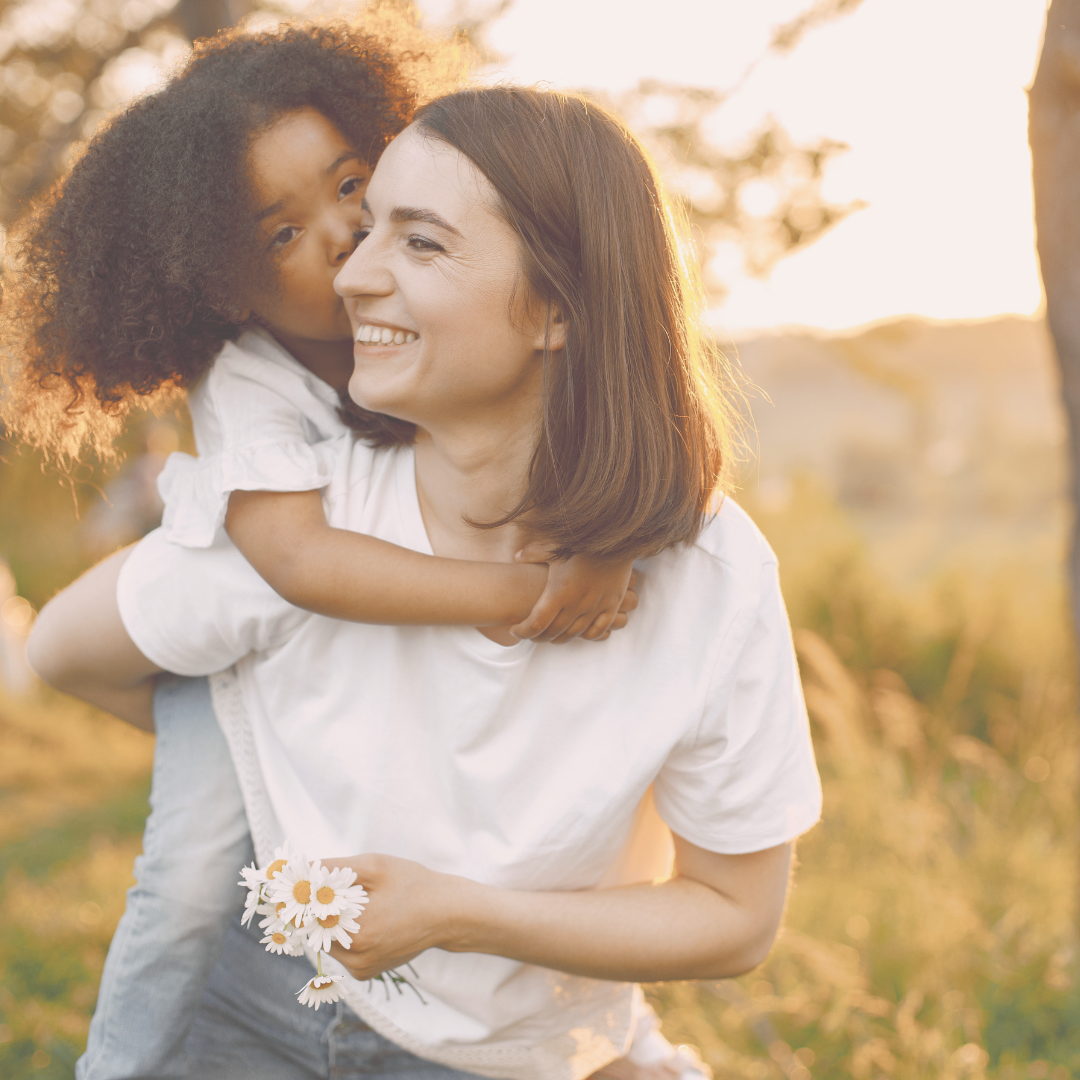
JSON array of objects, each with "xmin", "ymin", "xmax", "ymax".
[{"xmin": 317, "ymin": 951, "xmax": 323, "ymax": 978}]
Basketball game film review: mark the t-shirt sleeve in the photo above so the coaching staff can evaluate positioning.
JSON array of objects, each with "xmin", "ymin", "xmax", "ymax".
[
  {"xmin": 117, "ymin": 527, "xmax": 308, "ymax": 676},
  {"xmin": 158, "ymin": 349, "xmax": 344, "ymax": 548},
  {"xmin": 653, "ymin": 557, "xmax": 822, "ymax": 855}
]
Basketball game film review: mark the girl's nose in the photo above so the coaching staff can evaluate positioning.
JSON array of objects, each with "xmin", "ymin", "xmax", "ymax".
[{"xmin": 324, "ymin": 207, "xmax": 361, "ymax": 265}]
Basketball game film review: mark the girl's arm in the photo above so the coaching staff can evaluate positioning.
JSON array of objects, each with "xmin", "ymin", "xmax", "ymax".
[
  {"xmin": 226, "ymin": 490, "xmax": 636, "ymax": 635},
  {"xmin": 26, "ymin": 548, "xmax": 161, "ymax": 731},
  {"xmin": 326, "ymin": 835, "xmax": 792, "ymax": 983}
]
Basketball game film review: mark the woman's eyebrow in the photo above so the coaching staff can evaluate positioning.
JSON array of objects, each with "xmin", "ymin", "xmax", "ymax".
[{"xmin": 361, "ymin": 197, "xmax": 462, "ymax": 238}]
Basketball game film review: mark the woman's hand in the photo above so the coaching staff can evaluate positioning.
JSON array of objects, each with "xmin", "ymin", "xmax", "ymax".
[
  {"xmin": 323, "ymin": 853, "xmax": 471, "ymax": 980},
  {"xmin": 324, "ymin": 835, "xmax": 792, "ymax": 985}
]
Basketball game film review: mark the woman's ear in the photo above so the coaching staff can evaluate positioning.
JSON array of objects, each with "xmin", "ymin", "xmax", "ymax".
[{"xmin": 531, "ymin": 301, "xmax": 567, "ymax": 352}]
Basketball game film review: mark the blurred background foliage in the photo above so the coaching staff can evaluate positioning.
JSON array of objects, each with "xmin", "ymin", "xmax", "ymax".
[{"xmin": 0, "ymin": 0, "xmax": 1075, "ymax": 1078}]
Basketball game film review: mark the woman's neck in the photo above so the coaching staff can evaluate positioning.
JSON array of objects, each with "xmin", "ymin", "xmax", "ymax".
[
  {"xmin": 413, "ymin": 412, "xmax": 539, "ymax": 566},
  {"xmin": 268, "ymin": 328, "xmax": 355, "ymax": 395}
]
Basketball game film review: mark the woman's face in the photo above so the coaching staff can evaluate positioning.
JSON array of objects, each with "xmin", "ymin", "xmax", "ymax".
[{"xmin": 334, "ymin": 125, "xmax": 556, "ymax": 431}]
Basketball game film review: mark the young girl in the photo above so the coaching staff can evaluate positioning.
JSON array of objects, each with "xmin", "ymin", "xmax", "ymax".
[{"xmin": 7, "ymin": 20, "xmax": 643, "ymax": 1079}]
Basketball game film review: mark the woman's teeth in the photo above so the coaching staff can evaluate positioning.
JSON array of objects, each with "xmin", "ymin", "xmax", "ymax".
[{"xmin": 355, "ymin": 324, "xmax": 417, "ymax": 346}]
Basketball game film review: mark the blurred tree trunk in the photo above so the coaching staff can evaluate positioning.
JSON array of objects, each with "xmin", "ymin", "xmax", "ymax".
[
  {"xmin": 1030, "ymin": 0, "xmax": 1080, "ymax": 644},
  {"xmin": 173, "ymin": 0, "xmax": 252, "ymax": 43}
]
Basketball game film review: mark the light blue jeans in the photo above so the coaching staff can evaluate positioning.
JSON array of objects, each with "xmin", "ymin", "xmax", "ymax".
[
  {"xmin": 186, "ymin": 915, "xmax": 487, "ymax": 1079},
  {"xmin": 77, "ymin": 675, "xmax": 253, "ymax": 1080},
  {"xmin": 78, "ymin": 675, "xmax": 484, "ymax": 1080}
]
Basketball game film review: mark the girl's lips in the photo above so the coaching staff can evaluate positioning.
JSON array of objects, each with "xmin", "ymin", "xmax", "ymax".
[{"xmin": 354, "ymin": 323, "xmax": 418, "ymax": 346}]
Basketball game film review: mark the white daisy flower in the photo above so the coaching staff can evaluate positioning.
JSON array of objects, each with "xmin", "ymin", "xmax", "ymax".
[
  {"xmin": 240, "ymin": 886, "xmax": 263, "ymax": 928},
  {"xmin": 261, "ymin": 926, "xmax": 305, "ymax": 956},
  {"xmin": 243, "ymin": 840, "xmax": 295, "ymax": 888},
  {"xmin": 308, "ymin": 864, "xmax": 369, "ymax": 922},
  {"xmin": 304, "ymin": 909, "xmax": 361, "ymax": 953},
  {"xmin": 268, "ymin": 856, "xmax": 320, "ymax": 928},
  {"xmin": 296, "ymin": 973, "xmax": 347, "ymax": 1010}
]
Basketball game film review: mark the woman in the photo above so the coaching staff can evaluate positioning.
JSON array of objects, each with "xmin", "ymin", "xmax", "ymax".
[{"xmin": 31, "ymin": 87, "xmax": 820, "ymax": 1079}]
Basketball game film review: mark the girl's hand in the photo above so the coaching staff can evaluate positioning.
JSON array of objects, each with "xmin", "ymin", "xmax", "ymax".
[
  {"xmin": 510, "ymin": 547, "xmax": 639, "ymax": 644},
  {"xmin": 323, "ymin": 853, "xmax": 469, "ymax": 980}
]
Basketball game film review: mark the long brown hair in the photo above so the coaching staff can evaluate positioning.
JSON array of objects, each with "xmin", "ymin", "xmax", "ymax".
[{"xmin": 396, "ymin": 86, "xmax": 734, "ymax": 559}]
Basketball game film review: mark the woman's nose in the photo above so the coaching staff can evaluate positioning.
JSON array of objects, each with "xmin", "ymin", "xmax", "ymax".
[{"xmin": 334, "ymin": 230, "xmax": 391, "ymax": 299}]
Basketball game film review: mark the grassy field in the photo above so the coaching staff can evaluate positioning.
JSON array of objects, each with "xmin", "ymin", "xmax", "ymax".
[{"xmin": 0, "ymin": 481, "xmax": 1076, "ymax": 1078}]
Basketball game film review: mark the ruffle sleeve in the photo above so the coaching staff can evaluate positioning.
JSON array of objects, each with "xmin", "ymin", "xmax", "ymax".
[{"xmin": 158, "ymin": 439, "xmax": 341, "ymax": 548}]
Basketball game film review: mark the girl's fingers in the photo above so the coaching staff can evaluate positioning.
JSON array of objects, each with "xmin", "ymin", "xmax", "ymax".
[
  {"xmin": 514, "ymin": 542, "xmax": 555, "ymax": 565},
  {"xmin": 550, "ymin": 613, "xmax": 594, "ymax": 644},
  {"xmin": 582, "ymin": 611, "xmax": 616, "ymax": 641},
  {"xmin": 511, "ymin": 600, "xmax": 559, "ymax": 639},
  {"xmin": 533, "ymin": 608, "xmax": 579, "ymax": 642}
]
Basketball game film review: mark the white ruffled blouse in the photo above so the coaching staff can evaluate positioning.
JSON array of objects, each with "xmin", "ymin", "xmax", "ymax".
[{"xmin": 159, "ymin": 328, "xmax": 351, "ymax": 547}]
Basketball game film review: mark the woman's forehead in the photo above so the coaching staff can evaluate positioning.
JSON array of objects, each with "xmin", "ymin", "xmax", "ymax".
[{"xmin": 369, "ymin": 125, "xmax": 494, "ymax": 221}]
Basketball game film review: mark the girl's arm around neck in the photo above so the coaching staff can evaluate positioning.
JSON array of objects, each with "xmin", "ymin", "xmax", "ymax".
[
  {"xmin": 26, "ymin": 548, "xmax": 161, "ymax": 731},
  {"xmin": 327, "ymin": 836, "xmax": 792, "ymax": 984},
  {"xmin": 226, "ymin": 488, "xmax": 552, "ymax": 627}
]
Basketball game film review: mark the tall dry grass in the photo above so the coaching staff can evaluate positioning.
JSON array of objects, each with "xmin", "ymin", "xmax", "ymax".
[
  {"xmin": 649, "ymin": 480, "xmax": 1079, "ymax": 1079},
  {"xmin": 0, "ymin": 480, "xmax": 1075, "ymax": 1077}
]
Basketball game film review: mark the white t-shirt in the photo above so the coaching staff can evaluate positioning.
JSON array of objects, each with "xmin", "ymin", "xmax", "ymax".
[
  {"xmin": 157, "ymin": 327, "xmax": 350, "ymax": 547},
  {"xmin": 118, "ymin": 441, "xmax": 821, "ymax": 1080}
]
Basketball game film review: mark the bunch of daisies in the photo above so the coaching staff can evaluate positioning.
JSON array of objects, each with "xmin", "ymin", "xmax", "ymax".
[{"xmin": 239, "ymin": 841, "xmax": 369, "ymax": 1010}]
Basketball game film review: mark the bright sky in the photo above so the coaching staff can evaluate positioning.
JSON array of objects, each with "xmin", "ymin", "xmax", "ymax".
[{"xmin": 419, "ymin": 0, "xmax": 1049, "ymax": 335}]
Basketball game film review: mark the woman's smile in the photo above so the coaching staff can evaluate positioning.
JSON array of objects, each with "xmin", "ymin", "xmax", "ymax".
[{"xmin": 354, "ymin": 322, "xmax": 419, "ymax": 346}]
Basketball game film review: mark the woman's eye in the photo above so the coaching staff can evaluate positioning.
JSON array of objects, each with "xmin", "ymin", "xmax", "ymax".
[
  {"xmin": 353, "ymin": 226, "xmax": 371, "ymax": 243},
  {"xmin": 407, "ymin": 235, "xmax": 443, "ymax": 253},
  {"xmin": 339, "ymin": 175, "xmax": 366, "ymax": 198},
  {"xmin": 271, "ymin": 225, "xmax": 299, "ymax": 248}
]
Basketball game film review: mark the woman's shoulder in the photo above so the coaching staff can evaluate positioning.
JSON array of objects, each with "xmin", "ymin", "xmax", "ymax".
[
  {"xmin": 639, "ymin": 498, "xmax": 776, "ymax": 626},
  {"xmin": 692, "ymin": 497, "xmax": 777, "ymax": 574}
]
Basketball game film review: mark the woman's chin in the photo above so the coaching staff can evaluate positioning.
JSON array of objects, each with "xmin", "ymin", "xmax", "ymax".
[{"xmin": 346, "ymin": 380, "xmax": 415, "ymax": 424}]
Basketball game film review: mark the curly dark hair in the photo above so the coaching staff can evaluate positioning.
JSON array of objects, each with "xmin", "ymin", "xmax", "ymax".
[{"xmin": 1, "ymin": 20, "xmax": 421, "ymax": 461}]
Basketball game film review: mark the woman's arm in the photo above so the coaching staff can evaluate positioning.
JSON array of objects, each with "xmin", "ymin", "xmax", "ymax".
[
  {"xmin": 326, "ymin": 835, "xmax": 792, "ymax": 983},
  {"xmin": 26, "ymin": 548, "xmax": 162, "ymax": 732},
  {"xmin": 226, "ymin": 490, "xmax": 634, "ymax": 635}
]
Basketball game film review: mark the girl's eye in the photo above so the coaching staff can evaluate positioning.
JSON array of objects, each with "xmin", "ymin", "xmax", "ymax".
[
  {"xmin": 353, "ymin": 226, "xmax": 371, "ymax": 243},
  {"xmin": 339, "ymin": 175, "xmax": 366, "ymax": 199},
  {"xmin": 271, "ymin": 225, "xmax": 300, "ymax": 249},
  {"xmin": 408, "ymin": 235, "xmax": 443, "ymax": 253}
]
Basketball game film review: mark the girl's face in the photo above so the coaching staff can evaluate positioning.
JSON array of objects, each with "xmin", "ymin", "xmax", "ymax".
[
  {"xmin": 247, "ymin": 108, "xmax": 369, "ymax": 344},
  {"xmin": 334, "ymin": 124, "xmax": 561, "ymax": 432}
]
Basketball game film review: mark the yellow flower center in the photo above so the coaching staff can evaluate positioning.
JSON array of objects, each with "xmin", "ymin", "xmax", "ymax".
[
  {"xmin": 293, "ymin": 880, "xmax": 312, "ymax": 904},
  {"xmin": 318, "ymin": 913, "xmax": 340, "ymax": 928},
  {"xmin": 272, "ymin": 932, "xmax": 287, "ymax": 945},
  {"xmin": 276, "ymin": 902, "xmax": 287, "ymax": 916},
  {"xmin": 316, "ymin": 886, "xmax": 335, "ymax": 905},
  {"xmin": 266, "ymin": 859, "xmax": 287, "ymax": 879}
]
